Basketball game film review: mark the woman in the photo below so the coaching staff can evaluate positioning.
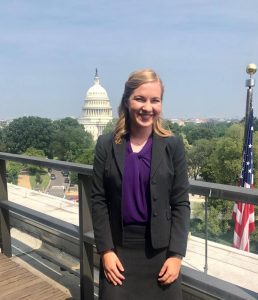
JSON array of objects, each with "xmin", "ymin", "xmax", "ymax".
[{"xmin": 91, "ymin": 69, "xmax": 190, "ymax": 300}]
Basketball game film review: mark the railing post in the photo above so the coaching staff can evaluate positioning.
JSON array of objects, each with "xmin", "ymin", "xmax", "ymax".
[
  {"xmin": 0, "ymin": 159, "xmax": 12, "ymax": 257},
  {"xmin": 78, "ymin": 173, "xmax": 94, "ymax": 300},
  {"xmin": 204, "ymin": 189, "xmax": 211, "ymax": 274}
]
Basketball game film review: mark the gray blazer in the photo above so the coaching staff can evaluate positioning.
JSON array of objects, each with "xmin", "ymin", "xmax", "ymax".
[{"xmin": 91, "ymin": 132, "xmax": 190, "ymax": 257}]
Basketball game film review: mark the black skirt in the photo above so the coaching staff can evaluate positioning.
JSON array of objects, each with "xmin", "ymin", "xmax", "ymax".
[{"xmin": 99, "ymin": 224, "xmax": 182, "ymax": 300}]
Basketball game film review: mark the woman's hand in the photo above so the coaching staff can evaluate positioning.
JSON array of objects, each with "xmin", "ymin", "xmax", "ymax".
[
  {"xmin": 158, "ymin": 256, "xmax": 182, "ymax": 285},
  {"xmin": 101, "ymin": 250, "xmax": 125, "ymax": 286}
]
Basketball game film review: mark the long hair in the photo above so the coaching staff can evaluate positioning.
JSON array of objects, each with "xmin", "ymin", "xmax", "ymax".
[{"xmin": 114, "ymin": 68, "xmax": 172, "ymax": 144}]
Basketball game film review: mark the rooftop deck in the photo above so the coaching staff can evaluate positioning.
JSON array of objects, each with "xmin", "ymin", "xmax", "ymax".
[
  {"xmin": 7, "ymin": 183, "xmax": 258, "ymax": 294},
  {"xmin": 0, "ymin": 253, "xmax": 70, "ymax": 299},
  {"xmin": 1, "ymin": 152, "xmax": 258, "ymax": 300}
]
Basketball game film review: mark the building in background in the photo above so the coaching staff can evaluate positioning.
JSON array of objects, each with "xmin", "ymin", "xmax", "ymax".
[
  {"xmin": 0, "ymin": 119, "xmax": 12, "ymax": 129},
  {"xmin": 78, "ymin": 70, "xmax": 113, "ymax": 140}
]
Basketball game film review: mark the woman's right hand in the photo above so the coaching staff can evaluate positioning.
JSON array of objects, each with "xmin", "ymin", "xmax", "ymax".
[{"xmin": 101, "ymin": 250, "xmax": 125, "ymax": 286}]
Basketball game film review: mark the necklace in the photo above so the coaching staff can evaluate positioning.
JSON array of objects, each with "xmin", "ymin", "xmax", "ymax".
[{"xmin": 130, "ymin": 137, "xmax": 148, "ymax": 146}]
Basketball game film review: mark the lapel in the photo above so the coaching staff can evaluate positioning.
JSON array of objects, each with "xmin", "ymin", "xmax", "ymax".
[
  {"xmin": 112, "ymin": 133, "xmax": 167, "ymax": 179},
  {"xmin": 151, "ymin": 133, "xmax": 168, "ymax": 179},
  {"xmin": 112, "ymin": 137, "xmax": 126, "ymax": 177}
]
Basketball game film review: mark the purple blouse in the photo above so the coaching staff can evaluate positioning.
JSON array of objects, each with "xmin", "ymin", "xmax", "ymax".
[{"xmin": 122, "ymin": 136, "xmax": 152, "ymax": 224}]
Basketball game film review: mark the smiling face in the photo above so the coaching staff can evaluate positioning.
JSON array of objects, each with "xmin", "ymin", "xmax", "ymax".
[{"xmin": 127, "ymin": 81, "xmax": 162, "ymax": 131}]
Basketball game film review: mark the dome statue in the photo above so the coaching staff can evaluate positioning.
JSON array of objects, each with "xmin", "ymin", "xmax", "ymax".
[{"xmin": 78, "ymin": 69, "xmax": 113, "ymax": 141}]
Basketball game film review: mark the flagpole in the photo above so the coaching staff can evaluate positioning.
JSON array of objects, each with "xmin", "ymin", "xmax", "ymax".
[
  {"xmin": 244, "ymin": 64, "xmax": 257, "ymax": 143},
  {"xmin": 233, "ymin": 64, "xmax": 256, "ymax": 251}
]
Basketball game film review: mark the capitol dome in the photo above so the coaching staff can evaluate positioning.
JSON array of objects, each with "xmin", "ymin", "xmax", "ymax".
[
  {"xmin": 86, "ymin": 76, "xmax": 109, "ymax": 101},
  {"xmin": 78, "ymin": 69, "xmax": 113, "ymax": 141}
]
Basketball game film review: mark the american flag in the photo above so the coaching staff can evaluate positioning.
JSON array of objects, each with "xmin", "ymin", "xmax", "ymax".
[{"xmin": 232, "ymin": 108, "xmax": 255, "ymax": 251}]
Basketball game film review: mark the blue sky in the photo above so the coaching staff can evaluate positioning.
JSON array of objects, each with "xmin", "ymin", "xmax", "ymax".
[{"xmin": 1, "ymin": 1, "xmax": 258, "ymax": 120}]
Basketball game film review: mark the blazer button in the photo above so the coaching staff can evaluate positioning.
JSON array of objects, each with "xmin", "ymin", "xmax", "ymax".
[
  {"xmin": 153, "ymin": 212, "xmax": 158, "ymax": 217},
  {"xmin": 153, "ymin": 197, "xmax": 157, "ymax": 202},
  {"xmin": 151, "ymin": 179, "xmax": 156, "ymax": 185}
]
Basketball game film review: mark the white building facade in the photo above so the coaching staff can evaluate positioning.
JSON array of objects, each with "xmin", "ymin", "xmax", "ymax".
[{"xmin": 78, "ymin": 70, "xmax": 113, "ymax": 141}]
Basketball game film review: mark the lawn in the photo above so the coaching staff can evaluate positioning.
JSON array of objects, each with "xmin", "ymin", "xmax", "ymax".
[{"xmin": 30, "ymin": 172, "xmax": 50, "ymax": 191}]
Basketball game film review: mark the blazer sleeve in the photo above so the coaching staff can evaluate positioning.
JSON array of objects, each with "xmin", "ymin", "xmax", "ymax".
[
  {"xmin": 169, "ymin": 137, "xmax": 190, "ymax": 257},
  {"xmin": 91, "ymin": 135, "xmax": 114, "ymax": 253}
]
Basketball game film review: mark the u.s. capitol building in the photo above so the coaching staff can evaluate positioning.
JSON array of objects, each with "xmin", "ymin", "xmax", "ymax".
[{"xmin": 78, "ymin": 70, "xmax": 113, "ymax": 141}]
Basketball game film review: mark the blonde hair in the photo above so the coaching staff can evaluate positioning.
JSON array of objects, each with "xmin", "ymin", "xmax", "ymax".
[{"xmin": 114, "ymin": 68, "xmax": 172, "ymax": 144}]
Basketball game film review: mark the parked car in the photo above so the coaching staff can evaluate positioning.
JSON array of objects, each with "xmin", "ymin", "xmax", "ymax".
[
  {"xmin": 62, "ymin": 171, "xmax": 69, "ymax": 177},
  {"xmin": 50, "ymin": 174, "xmax": 56, "ymax": 180}
]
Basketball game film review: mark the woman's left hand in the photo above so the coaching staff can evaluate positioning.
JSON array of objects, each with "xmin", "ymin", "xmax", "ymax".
[{"xmin": 158, "ymin": 257, "xmax": 182, "ymax": 285}]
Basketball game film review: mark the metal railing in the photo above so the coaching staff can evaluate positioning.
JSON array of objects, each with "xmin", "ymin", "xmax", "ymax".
[{"xmin": 0, "ymin": 152, "xmax": 257, "ymax": 300}]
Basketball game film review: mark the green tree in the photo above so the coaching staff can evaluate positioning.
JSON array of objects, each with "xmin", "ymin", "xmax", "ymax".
[
  {"xmin": 163, "ymin": 120, "xmax": 182, "ymax": 136},
  {"xmin": 23, "ymin": 147, "xmax": 46, "ymax": 175},
  {"xmin": 182, "ymin": 122, "xmax": 231, "ymax": 144},
  {"xmin": 6, "ymin": 161, "xmax": 23, "ymax": 184},
  {"xmin": 50, "ymin": 118, "xmax": 94, "ymax": 161},
  {"xmin": 70, "ymin": 148, "xmax": 95, "ymax": 185},
  {"xmin": 187, "ymin": 139, "xmax": 214, "ymax": 180},
  {"xmin": 0, "ymin": 129, "xmax": 6, "ymax": 151},
  {"xmin": 75, "ymin": 148, "xmax": 95, "ymax": 165},
  {"xmin": 199, "ymin": 123, "xmax": 244, "ymax": 184},
  {"xmin": 35, "ymin": 172, "xmax": 43, "ymax": 185},
  {"xmin": 52, "ymin": 117, "xmax": 81, "ymax": 130},
  {"xmin": 253, "ymin": 117, "xmax": 258, "ymax": 131},
  {"xmin": 192, "ymin": 124, "xmax": 247, "ymax": 241},
  {"xmin": 179, "ymin": 133, "xmax": 191, "ymax": 152},
  {"xmin": 2, "ymin": 116, "xmax": 54, "ymax": 156},
  {"xmin": 213, "ymin": 137, "xmax": 242, "ymax": 184},
  {"xmin": 193, "ymin": 198, "xmax": 233, "ymax": 238},
  {"xmin": 225, "ymin": 123, "xmax": 244, "ymax": 140}
]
